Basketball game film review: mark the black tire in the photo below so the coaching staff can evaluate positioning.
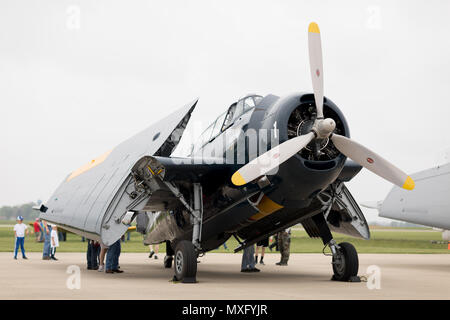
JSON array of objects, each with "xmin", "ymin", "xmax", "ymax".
[
  {"xmin": 332, "ymin": 242, "xmax": 359, "ymax": 281},
  {"xmin": 164, "ymin": 255, "xmax": 173, "ymax": 268},
  {"xmin": 174, "ymin": 240, "xmax": 197, "ymax": 282}
]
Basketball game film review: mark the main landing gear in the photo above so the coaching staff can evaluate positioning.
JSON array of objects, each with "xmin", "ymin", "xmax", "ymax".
[
  {"xmin": 164, "ymin": 183, "xmax": 203, "ymax": 283},
  {"xmin": 312, "ymin": 214, "xmax": 360, "ymax": 282},
  {"xmin": 328, "ymin": 240, "xmax": 359, "ymax": 282}
]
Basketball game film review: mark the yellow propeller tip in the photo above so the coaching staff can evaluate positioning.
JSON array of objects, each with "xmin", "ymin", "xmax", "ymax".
[
  {"xmin": 308, "ymin": 22, "xmax": 320, "ymax": 34},
  {"xmin": 231, "ymin": 172, "xmax": 246, "ymax": 186},
  {"xmin": 402, "ymin": 176, "xmax": 415, "ymax": 190}
]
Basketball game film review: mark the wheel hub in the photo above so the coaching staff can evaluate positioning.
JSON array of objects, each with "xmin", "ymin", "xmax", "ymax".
[
  {"xmin": 332, "ymin": 252, "xmax": 346, "ymax": 276},
  {"xmin": 175, "ymin": 251, "xmax": 183, "ymax": 274}
]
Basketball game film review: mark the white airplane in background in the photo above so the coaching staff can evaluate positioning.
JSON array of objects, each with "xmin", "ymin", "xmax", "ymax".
[{"xmin": 362, "ymin": 162, "xmax": 450, "ymax": 242}]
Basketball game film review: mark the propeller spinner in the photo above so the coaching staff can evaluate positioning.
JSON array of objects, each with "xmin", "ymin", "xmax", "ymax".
[{"xmin": 231, "ymin": 22, "xmax": 414, "ymax": 191}]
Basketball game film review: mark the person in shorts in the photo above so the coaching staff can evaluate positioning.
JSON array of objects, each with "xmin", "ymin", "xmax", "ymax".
[
  {"xmin": 255, "ymin": 236, "xmax": 269, "ymax": 265},
  {"xmin": 98, "ymin": 241, "xmax": 109, "ymax": 272}
]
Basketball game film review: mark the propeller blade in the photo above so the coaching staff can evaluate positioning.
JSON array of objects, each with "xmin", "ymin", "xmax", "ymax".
[
  {"xmin": 231, "ymin": 132, "xmax": 315, "ymax": 186},
  {"xmin": 331, "ymin": 134, "xmax": 415, "ymax": 190},
  {"xmin": 308, "ymin": 22, "xmax": 324, "ymax": 119}
]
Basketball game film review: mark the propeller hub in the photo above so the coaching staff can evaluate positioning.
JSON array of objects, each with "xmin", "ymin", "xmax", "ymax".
[{"xmin": 313, "ymin": 118, "xmax": 336, "ymax": 139}]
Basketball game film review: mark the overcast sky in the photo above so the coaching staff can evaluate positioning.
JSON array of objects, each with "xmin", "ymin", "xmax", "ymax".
[{"xmin": 1, "ymin": 1, "xmax": 449, "ymax": 222}]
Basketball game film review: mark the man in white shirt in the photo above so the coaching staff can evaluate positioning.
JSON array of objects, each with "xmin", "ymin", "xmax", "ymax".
[{"xmin": 13, "ymin": 216, "xmax": 29, "ymax": 260}]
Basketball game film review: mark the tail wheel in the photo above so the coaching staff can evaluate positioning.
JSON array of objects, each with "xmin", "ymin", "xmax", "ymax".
[
  {"xmin": 332, "ymin": 242, "xmax": 359, "ymax": 281},
  {"xmin": 174, "ymin": 240, "xmax": 197, "ymax": 283},
  {"xmin": 164, "ymin": 255, "xmax": 173, "ymax": 268}
]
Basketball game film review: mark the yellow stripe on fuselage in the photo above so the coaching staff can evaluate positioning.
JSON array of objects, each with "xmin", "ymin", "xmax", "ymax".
[
  {"xmin": 66, "ymin": 150, "xmax": 112, "ymax": 182},
  {"xmin": 249, "ymin": 195, "xmax": 284, "ymax": 221}
]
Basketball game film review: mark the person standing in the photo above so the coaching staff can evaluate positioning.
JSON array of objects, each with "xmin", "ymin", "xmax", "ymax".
[
  {"xmin": 39, "ymin": 220, "xmax": 45, "ymax": 242},
  {"xmin": 241, "ymin": 244, "xmax": 260, "ymax": 272},
  {"xmin": 255, "ymin": 236, "xmax": 269, "ymax": 265},
  {"xmin": 105, "ymin": 239, "xmax": 123, "ymax": 273},
  {"xmin": 13, "ymin": 216, "xmax": 28, "ymax": 260},
  {"xmin": 42, "ymin": 220, "xmax": 52, "ymax": 260},
  {"xmin": 98, "ymin": 242, "xmax": 109, "ymax": 272},
  {"xmin": 276, "ymin": 228, "xmax": 291, "ymax": 266},
  {"xmin": 149, "ymin": 244, "xmax": 159, "ymax": 259},
  {"xmin": 33, "ymin": 218, "xmax": 41, "ymax": 242},
  {"xmin": 50, "ymin": 225, "xmax": 59, "ymax": 260},
  {"xmin": 86, "ymin": 239, "xmax": 100, "ymax": 270}
]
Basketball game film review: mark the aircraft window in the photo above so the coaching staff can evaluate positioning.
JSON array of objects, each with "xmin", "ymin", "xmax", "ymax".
[
  {"xmin": 244, "ymin": 97, "xmax": 255, "ymax": 111},
  {"xmin": 222, "ymin": 103, "xmax": 236, "ymax": 130},
  {"xmin": 253, "ymin": 96, "xmax": 263, "ymax": 105},
  {"xmin": 233, "ymin": 100, "xmax": 245, "ymax": 120},
  {"xmin": 192, "ymin": 123, "xmax": 214, "ymax": 154},
  {"xmin": 201, "ymin": 124, "xmax": 214, "ymax": 145},
  {"xmin": 191, "ymin": 95, "xmax": 263, "ymax": 154},
  {"xmin": 211, "ymin": 112, "xmax": 227, "ymax": 139}
]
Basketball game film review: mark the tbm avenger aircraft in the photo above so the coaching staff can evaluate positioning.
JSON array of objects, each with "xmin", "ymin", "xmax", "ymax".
[{"xmin": 38, "ymin": 23, "xmax": 414, "ymax": 283}]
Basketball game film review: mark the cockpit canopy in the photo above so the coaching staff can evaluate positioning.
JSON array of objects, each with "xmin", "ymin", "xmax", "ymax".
[{"xmin": 191, "ymin": 94, "xmax": 263, "ymax": 154}]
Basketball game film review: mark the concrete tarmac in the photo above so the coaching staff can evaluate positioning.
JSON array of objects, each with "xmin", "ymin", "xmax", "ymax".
[{"xmin": 1, "ymin": 252, "xmax": 449, "ymax": 299}]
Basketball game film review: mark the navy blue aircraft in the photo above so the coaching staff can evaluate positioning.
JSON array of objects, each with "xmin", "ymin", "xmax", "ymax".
[{"xmin": 38, "ymin": 23, "xmax": 414, "ymax": 283}]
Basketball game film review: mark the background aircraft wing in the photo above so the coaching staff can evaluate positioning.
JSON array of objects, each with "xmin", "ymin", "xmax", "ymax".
[{"xmin": 379, "ymin": 163, "xmax": 450, "ymax": 230}]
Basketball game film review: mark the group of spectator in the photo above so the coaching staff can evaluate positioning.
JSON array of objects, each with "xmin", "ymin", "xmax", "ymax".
[
  {"xmin": 240, "ymin": 228, "xmax": 291, "ymax": 272},
  {"xmin": 41, "ymin": 220, "xmax": 59, "ymax": 260},
  {"xmin": 14, "ymin": 215, "xmax": 291, "ymax": 277},
  {"xmin": 13, "ymin": 216, "xmax": 59, "ymax": 261},
  {"xmin": 13, "ymin": 216, "xmax": 125, "ymax": 274}
]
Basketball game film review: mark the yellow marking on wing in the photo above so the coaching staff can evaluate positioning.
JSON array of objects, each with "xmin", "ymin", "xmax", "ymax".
[
  {"xmin": 308, "ymin": 22, "xmax": 320, "ymax": 33},
  {"xmin": 402, "ymin": 176, "xmax": 415, "ymax": 190},
  {"xmin": 66, "ymin": 150, "xmax": 112, "ymax": 182},
  {"xmin": 249, "ymin": 195, "xmax": 284, "ymax": 221}
]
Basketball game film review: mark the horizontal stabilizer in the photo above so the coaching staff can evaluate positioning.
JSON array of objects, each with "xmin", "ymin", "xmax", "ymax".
[{"xmin": 32, "ymin": 204, "xmax": 48, "ymax": 213}]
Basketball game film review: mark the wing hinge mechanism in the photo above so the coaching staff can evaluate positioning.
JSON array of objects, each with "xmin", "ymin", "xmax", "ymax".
[{"xmin": 130, "ymin": 155, "xmax": 204, "ymax": 251}]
